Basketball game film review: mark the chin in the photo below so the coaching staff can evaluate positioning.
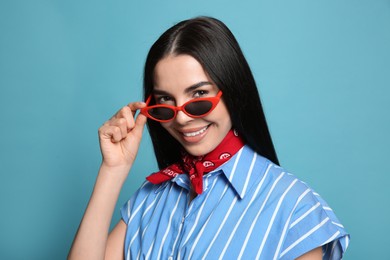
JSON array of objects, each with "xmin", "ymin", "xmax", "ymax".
[{"xmin": 182, "ymin": 142, "xmax": 217, "ymax": 157}]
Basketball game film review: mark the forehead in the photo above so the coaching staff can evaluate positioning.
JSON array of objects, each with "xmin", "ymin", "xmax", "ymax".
[{"xmin": 153, "ymin": 54, "xmax": 211, "ymax": 92}]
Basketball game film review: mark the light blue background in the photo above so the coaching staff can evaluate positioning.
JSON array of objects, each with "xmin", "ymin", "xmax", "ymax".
[{"xmin": 1, "ymin": 0, "xmax": 389, "ymax": 259}]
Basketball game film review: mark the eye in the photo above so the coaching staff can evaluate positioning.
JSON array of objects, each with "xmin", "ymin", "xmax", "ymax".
[
  {"xmin": 193, "ymin": 90, "xmax": 209, "ymax": 98},
  {"xmin": 156, "ymin": 95, "xmax": 174, "ymax": 104}
]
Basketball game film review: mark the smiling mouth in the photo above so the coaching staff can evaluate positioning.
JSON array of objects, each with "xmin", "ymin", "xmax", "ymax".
[{"xmin": 182, "ymin": 125, "xmax": 209, "ymax": 137}]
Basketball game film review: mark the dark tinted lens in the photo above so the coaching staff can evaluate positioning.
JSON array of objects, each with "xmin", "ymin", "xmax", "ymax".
[
  {"xmin": 148, "ymin": 107, "xmax": 175, "ymax": 120},
  {"xmin": 185, "ymin": 101, "xmax": 213, "ymax": 116}
]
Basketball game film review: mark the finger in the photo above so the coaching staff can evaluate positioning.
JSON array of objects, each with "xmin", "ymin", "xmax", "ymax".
[
  {"xmin": 119, "ymin": 106, "xmax": 135, "ymax": 131},
  {"xmin": 116, "ymin": 118, "xmax": 128, "ymax": 138},
  {"xmin": 127, "ymin": 102, "xmax": 146, "ymax": 116},
  {"xmin": 104, "ymin": 117, "xmax": 128, "ymax": 137},
  {"xmin": 105, "ymin": 101, "xmax": 146, "ymax": 134},
  {"xmin": 114, "ymin": 102, "xmax": 146, "ymax": 131},
  {"xmin": 110, "ymin": 126, "xmax": 124, "ymax": 143},
  {"xmin": 131, "ymin": 112, "xmax": 148, "ymax": 138},
  {"xmin": 99, "ymin": 125, "xmax": 123, "ymax": 143},
  {"xmin": 109, "ymin": 106, "xmax": 130, "ymax": 127}
]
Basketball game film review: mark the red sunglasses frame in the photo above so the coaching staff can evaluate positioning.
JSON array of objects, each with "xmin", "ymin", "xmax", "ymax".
[{"xmin": 140, "ymin": 91, "xmax": 223, "ymax": 123}]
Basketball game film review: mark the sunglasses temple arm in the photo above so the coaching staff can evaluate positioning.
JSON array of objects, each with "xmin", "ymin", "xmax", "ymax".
[{"xmin": 145, "ymin": 95, "xmax": 152, "ymax": 104}]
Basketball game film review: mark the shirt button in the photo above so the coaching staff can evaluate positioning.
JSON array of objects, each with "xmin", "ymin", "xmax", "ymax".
[{"xmin": 168, "ymin": 256, "xmax": 173, "ymax": 260}]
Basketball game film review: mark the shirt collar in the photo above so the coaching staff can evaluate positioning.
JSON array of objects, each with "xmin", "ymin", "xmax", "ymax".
[
  {"xmin": 218, "ymin": 145, "xmax": 270, "ymax": 199},
  {"xmin": 154, "ymin": 145, "xmax": 271, "ymax": 199}
]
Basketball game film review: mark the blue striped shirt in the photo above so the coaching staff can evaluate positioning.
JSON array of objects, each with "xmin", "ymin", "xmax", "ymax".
[{"xmin": 121, "ymin": 145, "xmax": 350, "ymax": 259}]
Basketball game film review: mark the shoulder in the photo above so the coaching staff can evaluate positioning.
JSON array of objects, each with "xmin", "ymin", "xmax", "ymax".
[
  {"xmin": 261, "ymin": 161, "xmax": 345, "ymax": 231},
  {"xmin": 120, "ymin": 180, "xmax": 162, "ymax": 224},
  {"xmin": 262, "ymin": 164, "xmax": 350, "ymax": 259},
  {"xmin": 224, "ymin": 147, "xmax": 350, "ymax": 258},
  {"xmin": 223, "ymin": 145, "xmax": 314, "ymax": 201}
]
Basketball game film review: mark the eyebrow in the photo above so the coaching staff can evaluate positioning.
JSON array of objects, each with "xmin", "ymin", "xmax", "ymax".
[{"xmin": 153, "ymin": 81, "xmax": 213, "ymax": 95}]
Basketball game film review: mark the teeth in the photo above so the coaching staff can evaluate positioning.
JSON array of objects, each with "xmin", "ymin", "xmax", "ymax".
[{"xmin": 183, "ymin": 126, "xmax": 208, "ymax": 137}]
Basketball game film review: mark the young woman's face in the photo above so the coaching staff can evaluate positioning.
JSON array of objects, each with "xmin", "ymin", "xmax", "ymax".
[{"xmin": 153, "ymin": 54, "xmax": 232, "ymax": 156}]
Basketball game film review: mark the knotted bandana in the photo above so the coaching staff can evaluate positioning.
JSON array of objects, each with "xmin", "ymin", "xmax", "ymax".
[{"xmin": 146, "ymin": 129, "xmax": 245, "ymax": 194}]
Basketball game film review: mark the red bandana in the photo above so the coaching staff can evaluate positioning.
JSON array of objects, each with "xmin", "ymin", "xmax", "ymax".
[{"xmin": 146, "ymin": 129, "xmax": 245, "ymax": 194}]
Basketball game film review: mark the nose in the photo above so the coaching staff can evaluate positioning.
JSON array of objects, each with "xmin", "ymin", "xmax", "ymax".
[
  {"xmin": 170, "ymin": 97, "xmax": 194, "ymax": 124},
  {"xmin": 174, "ymin": 109, "xmax": 194, "ymax": 125}
]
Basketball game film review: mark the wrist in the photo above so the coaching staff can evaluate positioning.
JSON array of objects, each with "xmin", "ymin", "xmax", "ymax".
[{"xmin": 98, "ymin": 163, "xmax": 132, "ymax": 183}]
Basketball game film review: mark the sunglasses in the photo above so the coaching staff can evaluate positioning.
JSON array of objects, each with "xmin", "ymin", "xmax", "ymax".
[{"xmin": 140, "ymin": 91, "xmax": 223, "ymax": 122}]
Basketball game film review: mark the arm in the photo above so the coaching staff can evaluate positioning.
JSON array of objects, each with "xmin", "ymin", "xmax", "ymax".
[
  {"xmin": 68, "ymin": 102, "xmax": 147, "ymax": 260},
  {"xmin": 105, "ymin": 220, "xmax": 127, "ymax": 259},
  {"xmin": 295, "ymin": 247, "xmax": 322, "ymax": 260}
]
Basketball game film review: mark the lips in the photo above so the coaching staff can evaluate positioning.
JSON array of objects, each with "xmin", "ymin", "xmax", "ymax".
[
  {"xmin": 182, "ymin": 125, "xmax": 209, "ymax": 137},
  {"xmin": 179, "ymin": 125, "xmax": 210, "ymax": 143}
]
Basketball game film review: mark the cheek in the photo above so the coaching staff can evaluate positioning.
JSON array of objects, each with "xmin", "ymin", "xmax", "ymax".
[
  {"xmin": 160, "ymin": 122, "xmax": 170, "ymax": 131},
  {"xmin": 160, "ymin": 122, "xmax": 175, "ymax": 135},
  {"xmin": 213, "ymin": 103, "xmax": 231, "ymax": 124}
]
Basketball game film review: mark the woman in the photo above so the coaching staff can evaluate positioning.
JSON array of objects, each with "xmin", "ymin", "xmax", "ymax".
[{"xmin": 69, "ymin": 17, "xmax": 349, "ymax": 259}]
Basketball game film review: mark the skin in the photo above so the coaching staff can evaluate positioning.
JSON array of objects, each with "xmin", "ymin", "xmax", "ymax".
[
  {"xmin": 153, "ymin": 54, "xmax": 232, "ymax": 157},
  {"xmin": 296, "ymin": 247, "xmax": 323, "ymax": 260},
  {"xmin": 68, "ymin": 101, "xmax": 148, "ymax": 259},
  {"xmin": 68, "ymin": 54, "xmax": 322, "ymax": 259}
]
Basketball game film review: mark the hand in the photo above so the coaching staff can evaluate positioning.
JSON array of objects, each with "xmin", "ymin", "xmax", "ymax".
[{"xmin": 98, "ymin": 102, "xmax": 147, "ymax": 171}]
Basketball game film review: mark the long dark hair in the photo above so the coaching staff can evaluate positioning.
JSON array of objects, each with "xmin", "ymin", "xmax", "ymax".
[{"xmin": 143, "ymin": 16, "xmax": 279, "ymax": 168}]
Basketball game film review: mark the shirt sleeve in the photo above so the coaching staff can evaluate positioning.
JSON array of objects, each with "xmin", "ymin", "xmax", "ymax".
[
  {"xmin": 280, "ymin": 190, "xmax": 350, "ymax": 260},
  {"xmin": 120, "ymin": 180, "xmax": 155, "ymax": 224},
  {"xmin": 120, "ymin": 197, "xmax": 132, "ymax": 224}
]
